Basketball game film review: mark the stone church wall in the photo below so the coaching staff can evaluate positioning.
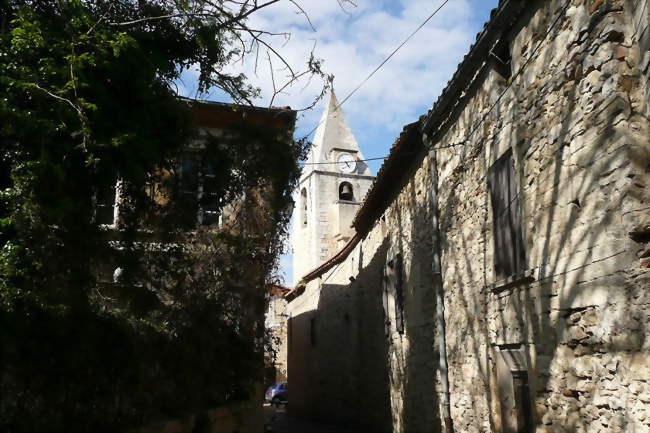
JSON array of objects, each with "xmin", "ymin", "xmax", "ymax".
[{"xmin": 288, "ymin": 1, "xmax": 650, "ymax": 432}]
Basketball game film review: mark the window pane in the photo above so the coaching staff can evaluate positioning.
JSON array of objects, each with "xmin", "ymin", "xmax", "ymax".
[
  {"xmin": 96, "ymin": 183, "xmax": 116, "ymax": 225},
  {"xmin": 181, "ymin": 157, "xmax": 199, "ymax": 193}
]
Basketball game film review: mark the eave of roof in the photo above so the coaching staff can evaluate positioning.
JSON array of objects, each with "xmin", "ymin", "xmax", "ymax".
[
  {"xmin": 422, "ymin": 0, "xmax": 526, "ymax": 136},
  {"xmin": 351, "ymin": 121, "xmax": 424, "ymax": 233},
  {"xmin": 181, "ymin": 97, "xmax": 295, "ymax": 116},
  {"xmin": 181, "ymin": 97, "xmax": 297, "ymax": 131}
]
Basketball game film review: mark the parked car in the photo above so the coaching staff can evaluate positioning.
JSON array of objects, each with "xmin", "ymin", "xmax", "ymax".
[{"xmin": 265, "ymin": 382, "xmax": 288, "ymax": 405}]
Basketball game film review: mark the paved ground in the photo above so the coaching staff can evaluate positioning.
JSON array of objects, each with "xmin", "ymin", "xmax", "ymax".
[{"xmin": 263, "ymin": 404, "xmax": 359, "ymax": 433}]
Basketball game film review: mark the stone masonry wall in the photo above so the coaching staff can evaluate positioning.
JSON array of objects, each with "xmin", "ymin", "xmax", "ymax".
[
  {"xmin": 287, "ymin": 1, "xmax": 650, "ymax": 432},
  {"xmin": 287, "ymin": 224, "xmax": 392, "ymax": 432},
  {"xmin": 429, "ymin": 1, "xmax": 649, "ymax": 432}
]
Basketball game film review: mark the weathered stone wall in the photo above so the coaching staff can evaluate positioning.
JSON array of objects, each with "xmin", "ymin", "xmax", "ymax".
[
  {"xmin": 287, "ymin": 224, "xmax": 392, "ymax": 432},
  {"xmin": 266, "ymin": 294, "xmax": 289, "ymax": 382},
  {"xmin": 287, "ymin": 1, "xmax": 650, "ymax": 432},
  {"xmin": 429, "ymin": 1, "xmax": 650, "ymax": 432}
]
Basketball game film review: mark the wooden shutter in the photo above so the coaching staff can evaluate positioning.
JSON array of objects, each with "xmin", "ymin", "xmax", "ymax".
[
  {"xmin": 394, "ymin": 254, "xmax": 405, "ymax": 334},
  {"xmin": 488, "ymin": 150, "xmax": 526, "ymax": 279},
  {"xmin": 381, "ymin": 264, "xmax": 391, "ymax": 337}
]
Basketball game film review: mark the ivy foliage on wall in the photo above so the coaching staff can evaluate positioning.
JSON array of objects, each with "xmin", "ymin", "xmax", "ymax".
[{"xmin": 0, "ymin": 1, "xmax": 307, "ymax": 431}]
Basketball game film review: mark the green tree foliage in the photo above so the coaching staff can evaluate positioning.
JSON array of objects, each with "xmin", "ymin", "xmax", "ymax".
[{"xmin": 0, "ymin": 1, "xmax": 313, "ymax": 431}]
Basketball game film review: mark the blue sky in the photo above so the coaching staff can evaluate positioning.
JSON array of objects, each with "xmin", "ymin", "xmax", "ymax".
[{"xmin": 177, "ymin": 0, "xmax": 500, "ymax": 285}]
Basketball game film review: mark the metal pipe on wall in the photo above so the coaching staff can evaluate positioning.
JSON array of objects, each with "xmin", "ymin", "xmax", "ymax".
[{"xmin": 426, "ymin": 142, "xmax": 454, "ymax": 433}]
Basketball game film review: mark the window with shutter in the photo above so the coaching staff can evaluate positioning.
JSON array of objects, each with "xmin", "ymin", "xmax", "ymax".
[
  {"xmin": 382, "ymin": 254, "xmax": 405, "ymax": 336},
  {"xmin": 488, "ymin": 149, "xmax": 526, "ymax": 280},
  {"xmin": 381, "ymin": 265, "xmax": 391, "ymax": 337},
  {"xmin": 394, "ymin": 254, "xmax": 405, "ymax": 334}
]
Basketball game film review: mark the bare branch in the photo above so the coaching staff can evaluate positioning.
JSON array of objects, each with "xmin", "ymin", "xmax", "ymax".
[
  {"xmin": 288, "ymin": 0, "xmax": 315, "ymax": 32},
  {"xmin": 86, "ymin": 3, "xmax": 114, "ymax": 35},
  {"xmin": 242, "ymin": 27, "xmax": 296, "ymax": 77},
  {"xmin": 336, "ymin": 0, "xmax": 357, "ymax": 15},
  {"xmin": 110, "ymin": 12, "xmax": 221, "ymax": 27},
  {"xmin": 31, "ymin": 83, "xmax": 82, "ymax": 116},
  {"xmin": 267, "ymin": 52, "xmax": 277, "ymax": 107},
  {"xmin": 110, "ymin": 0, "xmax": 282, "ymax": 30}
]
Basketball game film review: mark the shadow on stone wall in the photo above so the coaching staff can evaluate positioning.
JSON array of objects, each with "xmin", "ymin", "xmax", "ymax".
[
  {"xmin": 289, "ymin": 4, "xmax": 649, "ymax": 433},
  {"xmin": 389, "ymin": 180, "xmax": 444, "ymax": 433},
  {"xmin": 432, "ymin": 2, "xmax": 650, "ymax": 431},
  {"xmin": 288, "ymin": 238, "xmax": 392, "ymax": 433}
]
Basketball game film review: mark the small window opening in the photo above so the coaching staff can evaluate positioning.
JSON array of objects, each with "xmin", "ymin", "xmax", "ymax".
[
  {"xmin": 394, "ymin": 254, "xmax": 405, "ymax": 334},
  {"xmin": 490, "ymin": 38, "xmax": 512, "ymax": 79},
  {"xmin": 301, "ymin": 188, "xmax": 308, "ymax": 226},
  {"xmin": 339, "ymin": 182, "xmax": 354, "ymax": 201},
  {"xmin": 180, "ymin": 156, "xmax": 221, "ymax": 227},
  {"xmin": 310, "ymin": 317, "xmax": 316, "ymax": 346},
  {"xmin": 381, "ymin": 254, "xmax": 405, "ymax": 336},
  {"xmin": 200, "ymin": 159, "xmax": 220, "ymax": 226}
]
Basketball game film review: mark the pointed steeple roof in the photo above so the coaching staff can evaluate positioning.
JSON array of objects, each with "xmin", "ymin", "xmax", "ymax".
[{"xmin": 303, "ymin": 91, "xmax": 371, "ymax": 176}]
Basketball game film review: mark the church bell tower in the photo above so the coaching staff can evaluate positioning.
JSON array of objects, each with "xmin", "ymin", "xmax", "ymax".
[{"xmin": 291, "ymin": 91, "xmax": 375, "ymax": 284}]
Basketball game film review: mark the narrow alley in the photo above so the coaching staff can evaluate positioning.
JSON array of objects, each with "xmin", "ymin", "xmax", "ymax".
[{"xmin": 264, "ymin": 404, "xmax": 359, "ymax": 433}]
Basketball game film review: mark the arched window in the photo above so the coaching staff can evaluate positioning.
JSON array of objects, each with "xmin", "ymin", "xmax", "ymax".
[
  {"xmin": 339, "ymin": 182, "xmax": 354, "ymax": 201},
  {"xmin": 301, "ymin": 188, "xmax": 308, "ymax": 226}
]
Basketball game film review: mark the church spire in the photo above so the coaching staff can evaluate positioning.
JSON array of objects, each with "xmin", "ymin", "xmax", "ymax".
[
  {"xmin": 292, "ymin": 88, "xmax": 374, "ymax": 285},
  {"xmin": 304, "ymin": 91, "xmax": 370, "ymax": 176}
]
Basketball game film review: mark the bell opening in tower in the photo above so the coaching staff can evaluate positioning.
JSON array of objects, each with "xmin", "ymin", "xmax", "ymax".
[{"xmin": 339, "ymin": 182, "xmax": 354, "ymax": 201}]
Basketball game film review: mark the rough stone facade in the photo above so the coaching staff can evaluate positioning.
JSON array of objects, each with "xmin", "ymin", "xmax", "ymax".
[
  {"xmin": 266, "ymin": 289, "xmax": 289, "ymax": 384},
  {"xmin": 287, "ymin": 1, "xmax": 650, "ymax": 432}
]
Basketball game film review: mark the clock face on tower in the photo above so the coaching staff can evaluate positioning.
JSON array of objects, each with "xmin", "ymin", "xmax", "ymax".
[{"xmin": 337, "ymin": 153, "xmax": 356, "ymax": 173}]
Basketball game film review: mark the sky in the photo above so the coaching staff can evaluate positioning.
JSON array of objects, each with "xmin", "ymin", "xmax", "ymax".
[{"xmin": 177, "ymin": 0, "xmax": 500, "ymax": 286}]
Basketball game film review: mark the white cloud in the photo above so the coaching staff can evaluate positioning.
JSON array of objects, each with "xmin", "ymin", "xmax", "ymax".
[{"xmin": 215, "ymin": 0, "xmax": 494, "ymax": 137}]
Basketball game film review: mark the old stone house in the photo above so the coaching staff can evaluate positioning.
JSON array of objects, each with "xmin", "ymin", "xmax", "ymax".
[{"xmin": 287, "ymin": 1, "xmax": 650, "ymax": 433}]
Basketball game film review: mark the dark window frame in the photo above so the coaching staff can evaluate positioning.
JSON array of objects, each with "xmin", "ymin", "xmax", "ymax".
[
  {"xmin": 381, "ymin": 264, "xmax": 390, "ymax": 337},
  {"xmin": 394, "ymin": 254, "xmax": 404, "ymax": 334},
  {"xmin": 94, "ymin": 181, "xmax": 118, "ymax": 225}
]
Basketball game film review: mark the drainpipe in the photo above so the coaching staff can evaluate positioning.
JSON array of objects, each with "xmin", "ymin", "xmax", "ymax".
[{"xmin": 426, "ymin": 140, "xmax": 454, "ymax": 433}]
